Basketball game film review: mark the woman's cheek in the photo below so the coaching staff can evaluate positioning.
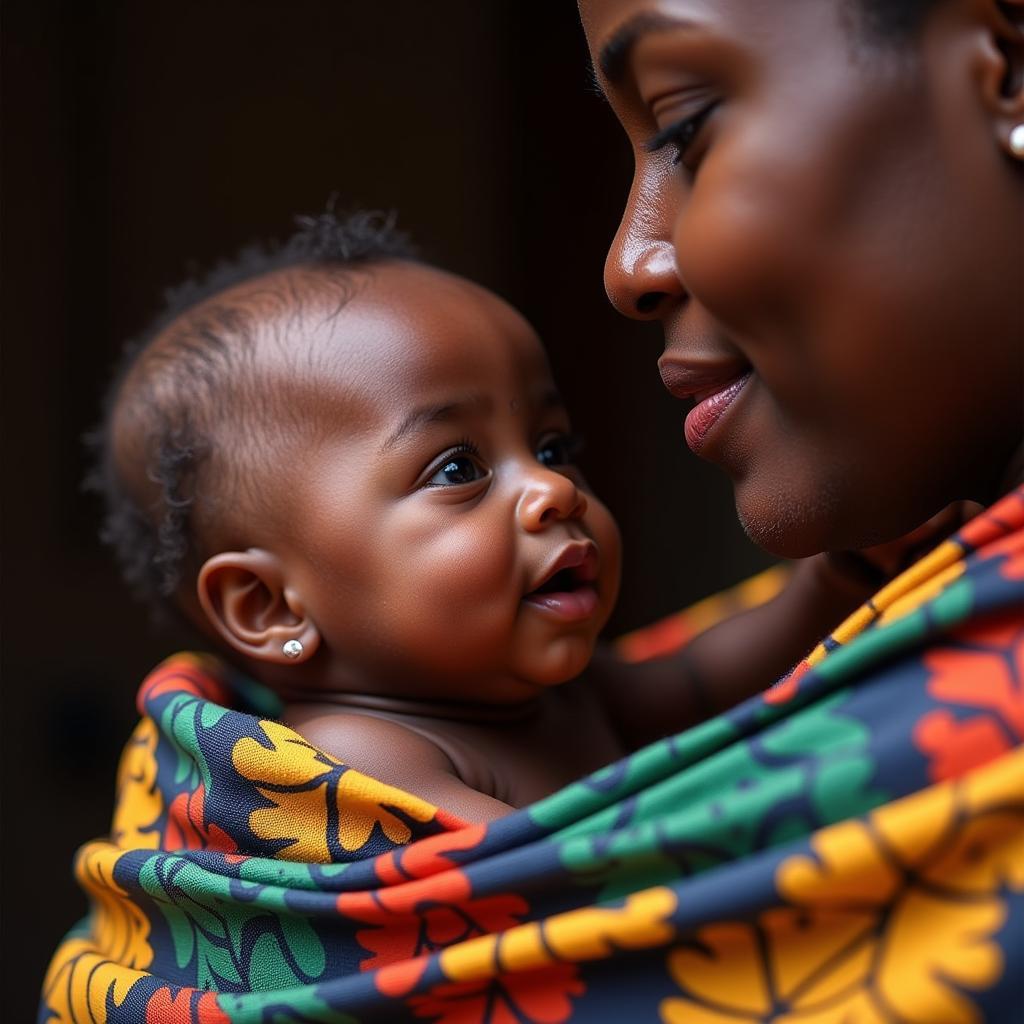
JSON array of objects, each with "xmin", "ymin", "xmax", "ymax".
[{"xmin": 674, "ymin": 165, "xmax": 798, "ymax": 333}]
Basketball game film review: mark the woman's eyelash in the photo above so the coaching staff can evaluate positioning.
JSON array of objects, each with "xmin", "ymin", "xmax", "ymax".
[{"xmin": 644, "ymin": 103, "xmax": 719, "ymax": 164}]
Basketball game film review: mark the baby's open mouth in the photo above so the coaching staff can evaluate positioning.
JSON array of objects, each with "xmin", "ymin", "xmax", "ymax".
[
  {"xmin": 529, "ymin": 566, "xmax": 587, "ymax": 595},
  {"xmin": 523, "ymin": 543, "xmax": 600, "ymax": 622}
]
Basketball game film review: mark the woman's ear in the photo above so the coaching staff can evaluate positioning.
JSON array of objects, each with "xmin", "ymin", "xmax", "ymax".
[
  {"xmin": 196, "ymin": 550, "xmax": 320, "ymax": 665},
  {"xmin": 980, "ymin": 1, "xmax": 1024, "ymax": 154}
]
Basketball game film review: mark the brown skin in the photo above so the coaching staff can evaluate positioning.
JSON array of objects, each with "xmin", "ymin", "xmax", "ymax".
[
  {"xmin": 579, "ymin": 0, "xmax": 1024, "ymax": 558},
  {"xmin": 114, "ymin": 261, "xmax": 892, "ymax": 823}
]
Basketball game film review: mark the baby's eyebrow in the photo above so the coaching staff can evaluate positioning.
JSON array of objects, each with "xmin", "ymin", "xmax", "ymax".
[{"xmin": 381, "ymin": 396, "xmax": 491, "ymax": 452}]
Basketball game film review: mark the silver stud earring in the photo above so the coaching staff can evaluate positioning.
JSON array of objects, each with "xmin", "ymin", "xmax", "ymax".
[
  {"xmin": 282, "ymin": 639, "xmax": 304, "ymax": 659},
  {"xmin": 1010, "ymin": 124, "xmax": 1024, "ymax": 158}
]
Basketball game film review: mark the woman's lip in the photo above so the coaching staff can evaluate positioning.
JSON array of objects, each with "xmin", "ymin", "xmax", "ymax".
[
  {"xmin": 658, "ymin": 357, "xmax": 752, "ymax": 401},
  {"xmin": 683, "ymin": 371, "xmax": 753, "ymax": 451}
]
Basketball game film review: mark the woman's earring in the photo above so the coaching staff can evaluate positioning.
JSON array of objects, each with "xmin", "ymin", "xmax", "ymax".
[
  {"xmin": 1010, "ymin": 124, "xmax": 1024, "ymax": 158},
  {"xmin": 282, "ymin": 639, "xmax": 304, "ymax": 659}
]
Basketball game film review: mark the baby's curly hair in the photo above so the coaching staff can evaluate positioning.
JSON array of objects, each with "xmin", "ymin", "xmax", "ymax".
[{"xmin": 87, "ymin": 209, "xmax": 417, "ymax": 616}]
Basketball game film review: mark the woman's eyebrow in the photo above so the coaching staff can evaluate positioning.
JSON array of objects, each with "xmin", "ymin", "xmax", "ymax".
[{"xmin": 599, "ymin": 12, "xmax": 699, "ymax": 85}]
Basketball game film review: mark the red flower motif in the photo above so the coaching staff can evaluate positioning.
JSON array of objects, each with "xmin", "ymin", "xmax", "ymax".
[
  {"xmin": 616, "ymin": 616, "xmax": 698, "ymax": 663},
  {"xmin": 145, "ymin": 986, "xmax": 229, "ymax": 1023},
  {"xmin": 407, "ymin": 963, "xmax": 584, "ymax": 1024},
  {"xmin": 976, "ymin": 530, "xmax": 1024, "ymax": 580},
  {"xmin": 373, "ymin": 824, "xmax": 487, "ymax": 886},
  {"xmin": 914, "ymin": 612, "xmax": 1024, "ymax": 782},
  {"xmin": 137, "ymin": 656, "xmax": 230, "ymax": 714},
  {"xmin": 338, "ymin": 868, "xmax": 529, "ymax": 996},
  {"xmin": 958, "ymin": 490, "xmax": 1024, "ymax": 552},
  {"xmin": 164, "ymin": 784, "xmax": 238, "ymax": 853}
]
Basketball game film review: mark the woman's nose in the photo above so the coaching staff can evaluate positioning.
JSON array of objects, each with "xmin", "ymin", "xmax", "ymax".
[
  {"xmin": 518, "ymin": 469, "xmax": 588, "ymax": 532},
  {"xmin": 603, "ymin": 175, "xmax": 685, "ymax": 320}
]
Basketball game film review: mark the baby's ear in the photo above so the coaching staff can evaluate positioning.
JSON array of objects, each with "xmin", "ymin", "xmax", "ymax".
[{"xmin": 197, "ymin": 550, "xmax": 319, "ymax": 664}]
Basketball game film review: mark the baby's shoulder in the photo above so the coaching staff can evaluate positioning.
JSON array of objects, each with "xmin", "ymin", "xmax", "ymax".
[
  {"xmin": 285, "ymin": 706, "xmax": 513, "ymax": 821},
  {"xmin": 290, "ymin": 709, "xmax": 455, "ymax": 776}
]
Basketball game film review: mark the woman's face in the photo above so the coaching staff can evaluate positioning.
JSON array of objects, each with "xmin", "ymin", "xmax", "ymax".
[{"xmin": 580, "ymin": 0, "xmax": 1023, "ymax": 556}]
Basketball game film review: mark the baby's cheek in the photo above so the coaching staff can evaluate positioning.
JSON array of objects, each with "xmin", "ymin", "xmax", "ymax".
[
  {"xmin": 588, "ymin": 501, "xmax": 622, "ymax": 616},
  {"xmin": 425, "ymin": 518, "xmax": 518, "ymax": 599},
  {"xmin": 389, "ymin": 519, "xmax": 519, "ymax": 660}
]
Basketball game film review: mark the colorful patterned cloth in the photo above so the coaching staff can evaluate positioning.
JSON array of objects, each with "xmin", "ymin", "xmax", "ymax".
[{"xmin": 41, "ymin": 489, "xmax": 1024, "ymax": 1023}]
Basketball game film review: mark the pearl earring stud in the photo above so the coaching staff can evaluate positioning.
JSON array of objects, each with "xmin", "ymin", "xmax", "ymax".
[
  {"xmin": 1010, "ymin": 124, "xmax": 1024, "ymax": 158},
  {"xmin": 282, "ymin": 639, "xmax": 304, "ymax": 659}
]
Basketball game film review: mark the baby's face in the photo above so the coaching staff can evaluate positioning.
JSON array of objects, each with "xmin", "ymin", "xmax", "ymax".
[{"xmin": 268, "ymin": 263, "xmax": 621, "ymax": 702}]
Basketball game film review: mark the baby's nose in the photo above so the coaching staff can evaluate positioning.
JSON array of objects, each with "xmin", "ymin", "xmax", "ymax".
[{"xmin": 517, "ymin": 470, "xmax": 588, "ymax": 532}]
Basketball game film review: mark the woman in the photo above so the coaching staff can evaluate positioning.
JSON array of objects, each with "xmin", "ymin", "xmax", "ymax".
[
  {"xmin": 40, "ymin": 2, "xmax": 1022, "ymax": 1021},
  {"xmin": 579, "ymin": 0, "xmax": 1022, "ymax": 556}
]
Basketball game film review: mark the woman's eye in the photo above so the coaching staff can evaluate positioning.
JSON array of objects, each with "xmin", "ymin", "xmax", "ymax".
[
  {"xmin": 426, "ymin": 454, "xmax": 487, "ymax": 487},
  {"xmin": 645, "ymin": 101, "xmax": 719, "ymax": 172},
  {"xmin": 536, "ymin": 433, "xmax": 582, "ymax": 469}
]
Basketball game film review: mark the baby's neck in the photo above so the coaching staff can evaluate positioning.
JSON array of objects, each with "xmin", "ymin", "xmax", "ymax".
[{"xmin": 277, "ymin": 685, "xmax": 544, "ymax": 725}]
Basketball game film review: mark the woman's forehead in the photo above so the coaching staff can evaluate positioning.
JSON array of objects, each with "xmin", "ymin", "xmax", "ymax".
[{"xmin": 581, "ymin": 0, "xmax": 843, "ymax": 58}]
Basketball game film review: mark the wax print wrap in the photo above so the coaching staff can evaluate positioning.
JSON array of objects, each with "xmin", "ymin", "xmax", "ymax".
[{"xmin": 41, "ymin": 488, "xmax": 1024, "ymax": 1024}]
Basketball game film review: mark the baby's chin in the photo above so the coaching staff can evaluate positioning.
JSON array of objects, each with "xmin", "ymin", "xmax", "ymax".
[{"xmin": 513, "ymin": 634, "xmax": 596, "ymax": 689}]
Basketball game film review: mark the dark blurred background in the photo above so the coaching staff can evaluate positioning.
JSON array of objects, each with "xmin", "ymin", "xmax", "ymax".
[{"xmin": 1, "ymin": 1, "xmax": 772, "ymax": 1013}]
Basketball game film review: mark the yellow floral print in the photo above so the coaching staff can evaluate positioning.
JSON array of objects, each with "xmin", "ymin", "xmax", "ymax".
[
  {"xmin": 439, "ymin": 886, "xmax": 678, "ymax": 982},
  {"xmin": 111, "ymin": 717, "xmax": 163, "ymax": 850},
  {"xmin": 41, "ymin": 842, "xmax": 153, "ymax": 1023},
  {"xmin": 232, "ymin": 719, "xmax": 436, "ymax": 862},
  {"xmin": 661, "ymin": 748, "xmax": 1024, "ymax": 1023}
]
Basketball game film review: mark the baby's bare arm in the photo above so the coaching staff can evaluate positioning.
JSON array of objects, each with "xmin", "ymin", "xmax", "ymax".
[
  {"xmin": 598, "ymin": 499, "xmax": 974, "ymax": 749},
  {"xmin": 593, "ymin": 503, "xmax": 975, "ymax": 748},
  {"xmin": 591, "ymin": 555, "xmax": 874, "ymax": 749},
  {"xmin": 292, "ymin": 711, "xmax": 514, "ymax": 823}
]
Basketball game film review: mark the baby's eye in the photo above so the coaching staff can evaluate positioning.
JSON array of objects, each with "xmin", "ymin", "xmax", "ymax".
[
  {"xmin": 535, "ymin": 433, "xmax": 583, "ymax": 469},
  {"xmin": 425, "ymin": 453, "xmax": 488, "ymax": 487}
]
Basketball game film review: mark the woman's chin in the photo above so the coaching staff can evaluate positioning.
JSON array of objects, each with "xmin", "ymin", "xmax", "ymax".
[
  {"xmin": 732, "ymin": 476, "xmax": 846, "ymax": 559},
  {"xmin": 733, "ymin": 474, "xmax": 946, "ymax": 560},
  {"xmin": 736, "ymin": 507, "xmax": 820, "ymax": 559}
]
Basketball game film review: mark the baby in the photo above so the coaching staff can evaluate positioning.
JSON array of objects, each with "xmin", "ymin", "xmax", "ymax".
[{"xmin": 96, "ymin": 211, "xmax": 876, "ymax": 822}]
